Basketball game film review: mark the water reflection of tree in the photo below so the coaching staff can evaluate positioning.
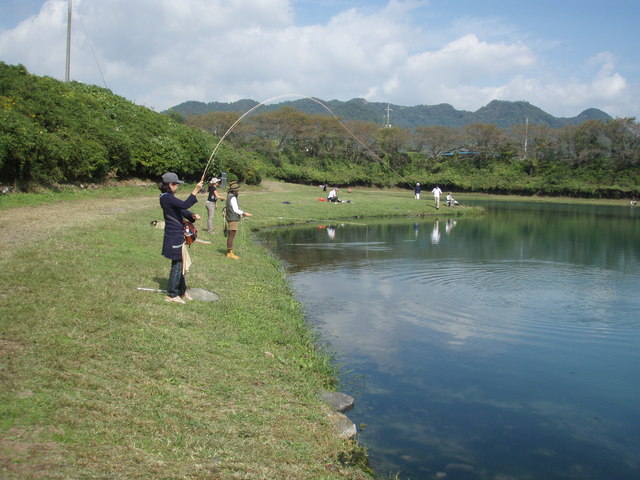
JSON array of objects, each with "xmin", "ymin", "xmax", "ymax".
[{"xmin": 262, "ymin": 208, "xmax": 638, "ymax": 272}]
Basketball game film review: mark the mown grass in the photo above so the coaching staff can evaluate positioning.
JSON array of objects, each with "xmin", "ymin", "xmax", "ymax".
[
  {"xmin": 3, "ymin": 178, "xmax": 625, "ymax": 479},
  {"xmin": 0, "ymin": 180, "xmax": 478, "ymax": 480},
  {"xmin": 453, "ymin": 191, "xmax": 633, "ymax": 207},
  {"xmin": 0, "ymin": 182, "xmax": 159, "ymax": 211}
]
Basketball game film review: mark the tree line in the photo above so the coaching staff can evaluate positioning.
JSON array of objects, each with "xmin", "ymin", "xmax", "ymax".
[
  {"xmin": 1, "ymin": 61, "xmax": 638, "ymax": 198},
  {"xmin": 0, "ymin": 62, "xmax": 249, "ymax": 189},
  {"xmin": 183, "ymin": 105, "xmax": 640, "ymax": 197}
]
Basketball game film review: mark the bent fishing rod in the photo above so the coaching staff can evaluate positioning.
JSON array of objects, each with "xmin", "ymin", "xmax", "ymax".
[{"xmin": 199, "ymin": 93, "xmax": 416, "ymax": 190}]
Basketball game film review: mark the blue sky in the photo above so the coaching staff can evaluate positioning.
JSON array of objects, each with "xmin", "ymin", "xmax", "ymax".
[{"xmin": 1, "ymin": 0, "xmax": 638, "ymax": 119}]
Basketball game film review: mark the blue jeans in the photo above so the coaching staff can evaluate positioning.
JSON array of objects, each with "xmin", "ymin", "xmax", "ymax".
[{"xmin": 167, "ymin": 259, "xmax": 186, "ymax": 297}]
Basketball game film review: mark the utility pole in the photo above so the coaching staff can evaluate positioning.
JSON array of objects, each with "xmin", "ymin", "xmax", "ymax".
[
  {"xmin": 385, "ymin": 103, "xmax": 392, "ymax": 128},
  {"xmin": 524, "ymin": 117, "xmax": 529, "ymax": 158},
  {"xmin": 65, "ymin": 0, "xmax": 72, "ymax": 82}
]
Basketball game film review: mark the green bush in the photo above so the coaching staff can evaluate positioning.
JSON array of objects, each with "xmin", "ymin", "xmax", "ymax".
[{"xmin": 0, "ymin": 62, "xmax": 216, "ymax": 188}]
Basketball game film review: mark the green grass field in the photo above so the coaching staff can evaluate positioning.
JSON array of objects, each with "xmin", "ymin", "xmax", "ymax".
[
  {"xmin": 0, "ymin": 180, "xmax": 480, "ymax": 480},
  {"xmin": 1, "ymin": 179, "xmax": 629, "ymax": 479}
]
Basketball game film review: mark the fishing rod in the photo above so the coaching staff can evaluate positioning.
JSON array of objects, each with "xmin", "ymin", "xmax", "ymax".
[
  {"xmin": 199, "ymin": 94, "xmax": 416, "ymax": 190},
  {"xmin": 256, "ymin": 215, "xmax": 369, "ymax": 226}
]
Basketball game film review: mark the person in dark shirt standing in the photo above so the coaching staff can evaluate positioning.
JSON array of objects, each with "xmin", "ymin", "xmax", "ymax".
[
  {"xmin": 205, "ymin": 177, "xmax": 224, "ymax": 233},
  {"xmin": 159, "ymin": 172, "xmax": 203, "ymax": 304}
]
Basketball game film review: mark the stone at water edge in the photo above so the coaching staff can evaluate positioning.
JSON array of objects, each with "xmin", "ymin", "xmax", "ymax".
[
  {"xmin": 321, "ymin": 391, "xmax": 357, "ymax": 439},
  {"xmin": 321, "ymin": 390, "xmax": 355, "ymax": 412},
  {"xmin": 327, "ymin": 411, "xmax": 357, "ymax": 439}
]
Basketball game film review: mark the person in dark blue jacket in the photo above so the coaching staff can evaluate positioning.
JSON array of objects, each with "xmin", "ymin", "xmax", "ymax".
[{"xmin": 159, "ymin": 172, "xmax": 204, "ymax": 304}]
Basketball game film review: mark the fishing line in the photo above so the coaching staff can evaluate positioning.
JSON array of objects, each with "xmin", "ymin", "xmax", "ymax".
[
  {"xmin": 200, "ymin": 93, "xmax": 416, "ymax": 189},
  {"xmin": 198, "ymin": 95, "xmax": 422, "ymax": 274},
  {"xmin": 259, "ymin": 215, "xmax": 368, "ymax": 226},
  {"xmin": 273, "ymin": 217, "xmax": 378, "ymax": 274},
  {"xmin": 254, "ymin": 215, "xmax": 378, "ymax": 274}
]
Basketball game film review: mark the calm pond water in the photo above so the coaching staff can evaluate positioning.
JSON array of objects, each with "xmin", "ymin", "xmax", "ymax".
[{"xmin": 260, "ymin": 201, "xmax": 640, "ymax": 480}]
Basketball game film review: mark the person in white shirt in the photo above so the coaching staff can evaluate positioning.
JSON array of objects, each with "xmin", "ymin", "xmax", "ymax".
[
  {"xmin": 432, "ymin": 185, "xmax": 443, "ymax": 209},
  {"xmin": 327, "ymin": 188, "xmax": 339, "ymax": 202},
  {"xmin": 224, "ymin": 181, "xmax": 252, "ymax": 260}
]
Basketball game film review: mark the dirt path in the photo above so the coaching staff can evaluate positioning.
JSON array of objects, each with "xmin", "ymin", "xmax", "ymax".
[
  {"xmin": 0, "ymin": 180, "xmax": 291, "ymax": 253},
  {"xmin": 0, "ymin": 195, "xmax": 158, "ymax": 253}
]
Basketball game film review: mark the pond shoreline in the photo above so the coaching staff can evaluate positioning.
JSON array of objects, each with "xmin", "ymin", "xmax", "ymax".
[{"xmin": 2, "ymin": 180, "xmax": 628, "ymax": 479}]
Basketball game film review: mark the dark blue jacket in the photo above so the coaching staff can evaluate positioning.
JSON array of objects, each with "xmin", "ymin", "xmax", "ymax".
[{"xmin": 160, "ymin": 192, "xmax": 197, "ymax": 260}]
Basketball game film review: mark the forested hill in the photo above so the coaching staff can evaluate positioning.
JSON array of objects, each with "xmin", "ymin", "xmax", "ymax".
[
  {"xmin": 0, "ymin": 62, "xmax": 217, "ymax": 187},
  {"xmin": 168, "ymin": 98, "xmax": 612, "ymax": 129}
]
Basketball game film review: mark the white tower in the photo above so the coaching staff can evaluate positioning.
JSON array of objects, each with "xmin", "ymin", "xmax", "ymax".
[{"xmin": 385, "ymin": 103, "xmax": 392, "ymax": 128}]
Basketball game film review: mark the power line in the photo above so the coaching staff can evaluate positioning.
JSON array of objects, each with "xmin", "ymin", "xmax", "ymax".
[
  {"xmin": 64, "ymin": 0, "xmax": 109, "ymax": 90},
  {"xmin": 77, "ymin": 11, "xmax": 109, "ymax": 89}
]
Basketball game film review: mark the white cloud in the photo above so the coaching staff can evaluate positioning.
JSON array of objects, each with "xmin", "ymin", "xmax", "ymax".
[
  {"xmin": 0, "ymin": 0, "xmax": 636, "ymax": 118},
  {"xmin": 482, "ymin": 53, "xmax": 632, "ymax": 118},
  {"xmin": 0, "ymin": 0, "xmax": 68, "ymax": 76}
]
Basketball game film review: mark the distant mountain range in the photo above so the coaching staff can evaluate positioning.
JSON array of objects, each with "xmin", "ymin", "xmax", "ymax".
[{"xmin": 167, "ymin": 98, "xmax": 612, "ymax": 129}]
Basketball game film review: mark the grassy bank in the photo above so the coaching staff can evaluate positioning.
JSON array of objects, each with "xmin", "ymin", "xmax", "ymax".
[
  {"xmin": 4, "ymin": 178, "xmax": 631, "ymax": 479},
  {"xmin": 0, "ymin": 181, "xmax": 477, "ymax": 480},
  {"xmin": 453, "ymin": 191, "xmax": 634, "ymax": 207}
]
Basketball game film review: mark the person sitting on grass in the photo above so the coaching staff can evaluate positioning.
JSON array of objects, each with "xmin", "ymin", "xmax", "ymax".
[
  {"xmin": 328, "ymin": 187, "xmax": 339, "ymax": 203},
  {"xmin": 446, "ymin": 192, "xmax": 459, "ymax": 207}
]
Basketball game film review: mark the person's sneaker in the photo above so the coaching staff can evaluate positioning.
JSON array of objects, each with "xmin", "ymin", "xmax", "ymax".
[
  {"xmin": 181, "ymin": 292, "xmax": 194, "ymax": 301},
  {"xmin": 226, "ymin": 250, "xmax": 240, "ymax": 260},
  {"xmin": 165, "ymin": 295, "xmax": 186, "ymax": 304}
]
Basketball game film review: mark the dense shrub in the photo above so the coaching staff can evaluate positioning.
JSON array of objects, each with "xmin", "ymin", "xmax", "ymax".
[{"xmin": 0, "ymin": 62, "xmax": 217, "ymax": 188}]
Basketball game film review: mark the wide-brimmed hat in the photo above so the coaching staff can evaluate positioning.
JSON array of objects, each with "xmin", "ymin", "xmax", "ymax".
[
  {"xmin": 210, "ymin": 177, "xmax": 221, "ymax": 184},
  {"xmin": 228, "ymin": 181, "xmax": 241, "ymax": 191},
  {"xmin": 162, "ymin": 172, "xmax": 184, "ymax": 184}
]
